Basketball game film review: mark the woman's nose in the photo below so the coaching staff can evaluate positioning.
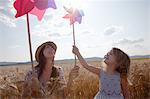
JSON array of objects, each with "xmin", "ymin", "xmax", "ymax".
[{"xmin": 107, "ymin": 52, "xmax": 110, "ymax": 56}]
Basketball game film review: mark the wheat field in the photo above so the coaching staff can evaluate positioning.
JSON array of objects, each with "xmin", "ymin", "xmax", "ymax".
[{"xmin": 0, "ymin": 59, "xmax": 150, "ymax": 99}]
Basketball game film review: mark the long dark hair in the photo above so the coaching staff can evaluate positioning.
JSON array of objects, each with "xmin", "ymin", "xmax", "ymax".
[
  {"xmin": 35, "ymin": 45, "xmax": 59, "ymax": 79},
  {"xmin": 112, "ymin": 48, "xmax": 130, "ymax": 78}
]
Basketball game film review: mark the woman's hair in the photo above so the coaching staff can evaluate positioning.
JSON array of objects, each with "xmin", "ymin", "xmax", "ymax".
[
  {"xmin": 112, "ymin": 47, "xmax": 130, "ymax": 77},
  {"xmin": 35, "ymin": 44, "xmax": 59, "ymax": 79}
]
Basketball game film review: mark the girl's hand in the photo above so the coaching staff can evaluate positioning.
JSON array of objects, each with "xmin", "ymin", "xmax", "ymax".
[
  {"xmin": 69, "ymin": 65, "xmax": 80, "ymax": 81},
  {"xmin": 72, "ymin": 46, "xmax": 80, "ymax": 55}
]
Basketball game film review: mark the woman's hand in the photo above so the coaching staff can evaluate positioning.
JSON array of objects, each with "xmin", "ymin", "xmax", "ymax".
[
  {"xmin": 69, "ymin": 65, "xmax": 80, "ymax": 81},
  {"xmin": 72, "ymin": 46, "xmax": 80, "ymax": 55}
]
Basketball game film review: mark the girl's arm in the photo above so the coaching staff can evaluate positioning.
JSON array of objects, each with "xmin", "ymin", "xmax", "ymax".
[
  {"xmin": 121, "ymin": 76, "xmax": 130, "ymax": 99},
  {"xmin": 72, "ymin": 46, "xmax": 100, "ymax": 76},
  {"xmin": 63, "ymin": 66, "xmax": 80, "ymax": 98}
]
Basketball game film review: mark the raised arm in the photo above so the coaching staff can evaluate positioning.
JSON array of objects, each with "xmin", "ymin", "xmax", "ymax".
[{"xmin": 72, "ymin": 46, "xmax": 100, "ymax": 76}]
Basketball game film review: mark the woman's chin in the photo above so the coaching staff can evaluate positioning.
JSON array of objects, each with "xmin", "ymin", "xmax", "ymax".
[
  {"xmin": 46, "ymin": 56, "xmax": 54, "ymax": 59},
  {"xmin": 104, "ymin": 59, "xmax": 108, "ymax": 64}
]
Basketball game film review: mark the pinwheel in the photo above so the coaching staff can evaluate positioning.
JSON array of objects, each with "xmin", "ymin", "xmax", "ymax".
[
  {"xmin": 63, "ymin": 6, "xmax": 84, "ymax": 66},
  {"xmin": 13, "ymin": 0, "xmax": 57, "ymax": 68}
]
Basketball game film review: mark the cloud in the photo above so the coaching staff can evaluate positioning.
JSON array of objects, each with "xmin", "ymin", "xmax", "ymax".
[
  {"xmin": 32, "ymin": 21, "xmax": 71, "ymax": 38},
  {"xmin": 0, "ymin": 0, "xmax": 16, "ymax": 27},
  {"xmin": 134, "ymin": 44, "xmax": 143, "ymax": 48},
  {"xmin": 104, "ymin": 25, "xmax": 124, "ymax": 35},
  {"xmin": 81, "ymin": 30, "xmax": 91, "ymax": 35},
  {"xmin": 8, "ymin": 45, "xmax": 22, "ymax": 49},
  {"xmin": 48, "ymin": 33, "xmax": 61, "ymax": 37},
  {"xmin": 113, "ymin": 38, "xmax": 144, "ymax": 45},
  {"xmin": 0, "ymin": 14, "xmax": 16, "ymax": 27}
]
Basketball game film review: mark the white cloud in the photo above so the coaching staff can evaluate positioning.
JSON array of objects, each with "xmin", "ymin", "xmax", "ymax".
[
  {"xmin": 113, "ymin": 38, "xmax": 144, "ymax": 45},
  {"xmin": 104, "ymin": 25, "xmax": 124, "ymax": 35},
  {"xmin": 32, "ymin": 23, "xmax": 72, "ymax": 38},
  {"xmin": 32, "ymin": 17, "xmax": 72, "ymax": 37},
  {"xmin": 0, "ymin": 0, "xmax": 17, "ymax": 27},
  {"xmin": 134, "ymin": 44, "xmax": 143, "ymax": 48},
  {"xmin": 8, "ymin": 45, "xmax": 22, "ymax": 49},
  {"xmin": 0, "ymin": 13, "xmax": 16, "ymax": 27}
]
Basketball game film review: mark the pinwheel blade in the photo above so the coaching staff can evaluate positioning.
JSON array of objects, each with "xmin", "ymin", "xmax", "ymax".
[{"xmin": 13, "ymin": 0, "xmax": 34, "ymax": 18}]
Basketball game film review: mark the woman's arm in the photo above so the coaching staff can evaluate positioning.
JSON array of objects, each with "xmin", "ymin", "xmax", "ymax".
[
  {"xmin": 121, "ymin": 77, "xmax": 130, "ymax": 99},
  {"xmin": 72, "ymin": 46, "xmax": 100, "ymax": 76},
  {"xmin": 22, "ymin": 70, "xmax": 43, "ymax": 98}
]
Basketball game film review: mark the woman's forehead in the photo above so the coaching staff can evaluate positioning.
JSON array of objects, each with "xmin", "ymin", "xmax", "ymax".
[
  {"xmin": 45, "ymin": 44, "xmax": 52, "ymax": 48},
  {"xmin": 44, "ymin": 44, "xmax": 55, "ymax": 51}
]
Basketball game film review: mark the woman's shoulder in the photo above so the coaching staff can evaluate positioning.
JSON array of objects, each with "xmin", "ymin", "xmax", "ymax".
[
  {"xmin": 25, "ymin": 67, "xmax": 39, "ymax": 81},
  {"xmin": 54, "ymin": 66, "xmax": 64, "ymax": 76},
  {"xmin": 53, "ymin": 66, "xmax": 63, "ymax": 72},
  {"xmin": 54, "ymin": 66, "xmax": 66, "ymax": 81}
]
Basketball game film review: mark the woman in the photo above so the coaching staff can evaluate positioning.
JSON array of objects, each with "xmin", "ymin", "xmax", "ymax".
[{"xmin": 22, "ymin": 41, "xmax": 79, "ymax": 98}]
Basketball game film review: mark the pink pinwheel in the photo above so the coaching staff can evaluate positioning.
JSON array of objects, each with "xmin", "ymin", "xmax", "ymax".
[
  {"xmin": 13, "ymin": 0, "xmax": 57, "ymax": 68},
  {"xmin": 13, "ymin": 0, "xmax": 34, "ymax": 18},
  {"xmin": 63, "ymin": 6, "xmax": 84, "ymax": 66},
  {"xmin": 30, "ymin": 0, "xmax": 57, "ymax": 21},
  {"xmin": 34, "ymin": 0, "xmax": 57, "ymax": 10},
  {"xmin": 14, "ymin": 0, "xmax": 57, "ymax": 20},
  {"xmin": 63, "ymin": 6, "xmax": 84, "ymax": 25}
]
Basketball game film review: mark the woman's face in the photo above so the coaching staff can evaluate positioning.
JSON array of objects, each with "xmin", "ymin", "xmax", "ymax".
[
  {"xmin": 43, "ymin": 45, "xmax": 55, "ymax": 59},
  {"xmin": 104, "ymin": 50, "xmax": 117, "ymax": 66}
]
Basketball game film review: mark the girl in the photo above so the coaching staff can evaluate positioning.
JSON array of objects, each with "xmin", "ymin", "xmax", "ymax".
[
  {"xmin": 22, "ymin": 41, "xmax": 79, "ymax": 98},
  {"xmin": 72, "ymin": 46, "xmax": 130, "ymax": 99}
]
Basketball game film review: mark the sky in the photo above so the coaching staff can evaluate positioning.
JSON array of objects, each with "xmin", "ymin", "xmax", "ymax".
[{"xmin": 0, "ymin": 0, "xmax": 150, "ymax": 62}]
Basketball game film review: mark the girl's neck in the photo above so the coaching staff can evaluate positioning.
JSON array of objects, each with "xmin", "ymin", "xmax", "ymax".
[{"xmin": 105, "ymin": 64, "xmax": 116, "ymax": 75}]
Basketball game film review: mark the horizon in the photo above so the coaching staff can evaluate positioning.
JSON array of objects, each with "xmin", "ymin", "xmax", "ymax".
[
  {"xmin": 1, "ymin": 54, "xmax": 150, "ymax": 63},
  {"xmin": 0, "ymin": 0, "xmax": 150, "ymax": 62}
]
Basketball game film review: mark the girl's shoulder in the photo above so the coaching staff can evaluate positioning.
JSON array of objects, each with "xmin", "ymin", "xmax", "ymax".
[{"xmin": 100, "ymin": 67, "xmax": 121, "ymax": 78}]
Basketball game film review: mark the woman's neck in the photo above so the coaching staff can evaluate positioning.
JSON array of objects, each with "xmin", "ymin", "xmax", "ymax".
[
  {"xmin": 45, "ymin": 63, "xmax": 52, "ymax": 70},
  {"xmin": 44, "ymin": 59, "xmax": 53, "ymax": 70},
  {"xmin": 39, "ymin": 59, "xmax": 53, "ymax": 83}
]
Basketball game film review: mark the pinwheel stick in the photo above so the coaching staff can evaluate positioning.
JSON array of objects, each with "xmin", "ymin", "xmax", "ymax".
[
  {"xmin": 72, "ymin": 23, "xmax": 77, "ymax": 66},
  {"xmin": 26, "ymin": 13, "xmax": 34, "ymax": 69}
]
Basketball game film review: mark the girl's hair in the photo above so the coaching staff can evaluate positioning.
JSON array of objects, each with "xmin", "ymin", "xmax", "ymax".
[
  {"xmin": 35, "ymin": 44, "xmax": 59, "ymax": 79},
  {"xmin": 112, "ymin": 48, "xmax": 130, "ymax": 78}
]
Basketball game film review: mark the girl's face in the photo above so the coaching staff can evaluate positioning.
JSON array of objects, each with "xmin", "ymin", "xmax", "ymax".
[
  {"xmin": 104, "ymin": 50, "xmax": 117, "ymax": 67},
  {"xmin": 43, "ymin": 45, "xmax": 55, "ymax": 59}
]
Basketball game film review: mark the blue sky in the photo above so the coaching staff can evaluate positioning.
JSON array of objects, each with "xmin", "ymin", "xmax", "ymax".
[{"xmin": 0, "ymin": 0, "xmax": 149, "ymax": 62}]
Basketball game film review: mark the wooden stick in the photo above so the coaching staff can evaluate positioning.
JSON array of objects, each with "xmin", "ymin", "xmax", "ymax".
[
  {"xmin": 72, "ymin": 23, "xmax": 77, "ymax": 66},
  {"xmin": 26, "ymin": 13, "xmax": 34, "ymax": 69}
]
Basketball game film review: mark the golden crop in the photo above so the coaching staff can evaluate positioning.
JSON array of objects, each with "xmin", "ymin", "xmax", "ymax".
[{"xmin": 0, "ymin": 59, "xmax": 149, "ymax": 99}]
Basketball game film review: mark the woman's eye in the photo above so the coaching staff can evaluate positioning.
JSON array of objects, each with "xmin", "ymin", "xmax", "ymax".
[{"xmin": 46, "ymin": 46, "xmax": 50, "ymax": 48}]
